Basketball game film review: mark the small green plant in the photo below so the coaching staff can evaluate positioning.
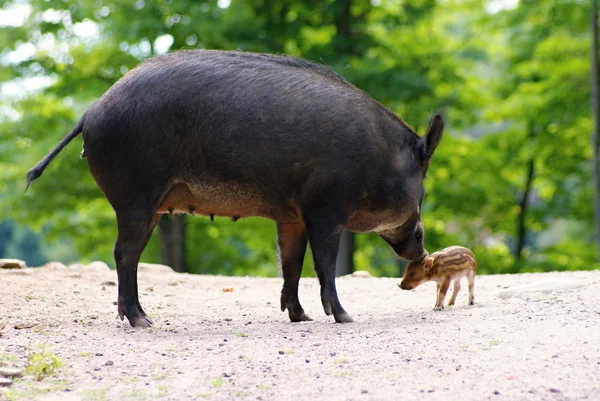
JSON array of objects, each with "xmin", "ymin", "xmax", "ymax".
[
  {"xmin": 234, "ymin": 332, "xmax": 248, "ymax": 338},
  {"xmin": 26, "ymin": 349, "xmax": 62, "ymax": 381},
  {"xmin": 78, "ymin": 351, "xmax": 92, "ymax": 357},
  {"xmin": 157, "ymin": 384, "xmax": 170, "ymax": 397},
  {"xmin": 211, "ymin": 377, "xmax": 224, "ymax": 388},
  {"xmin": 334, "ymin": 358, "xmax": 349, "ymax": 364}
]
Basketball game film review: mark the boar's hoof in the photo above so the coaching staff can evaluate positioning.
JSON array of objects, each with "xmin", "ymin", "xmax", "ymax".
[
  {"xmin": 432, "ymin": 306, "xmax": 444, "ymax": 311},
  {"xmin": 118, "ymin": 298, "xmax": 153, "ymax": 328},
  {"xmin": 130, "ymin": 315, "xmax": 153, "ymax": 328},
  {"xmin": 210, "ymin": 213, "xmax": 215, "ymax": 222},
  {"xmin": 289, "ymin": 311, "xmax": 312, "ymax": 322},
  {"xmin": 334, "ymin": 312, "xmax": 354, "ymax": 323},
  {"xmin": 280, "ymin": 299, "xmax": 312, "ymax": 322}
]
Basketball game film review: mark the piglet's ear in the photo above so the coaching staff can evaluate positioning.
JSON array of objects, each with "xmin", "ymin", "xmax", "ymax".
[
  {"xmin": 423, "ymin": 257, "xmax": 434, "ymax": 271},
  {"xmin": 417, "ymin": 113, "xmax": 444, "ymax": 162}
]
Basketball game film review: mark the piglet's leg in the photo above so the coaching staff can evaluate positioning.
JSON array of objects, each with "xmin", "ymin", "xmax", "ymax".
[
  {"xmin": 433, "ymin": 279, "xmax": 450, "ymax": 311},
  {"xmin": 448, "ymin": 279, "xmax": 460, "ymax": 306},
  {"xmin": 468, "ymin": 272, "xmax": 475, "ymax": 305}
]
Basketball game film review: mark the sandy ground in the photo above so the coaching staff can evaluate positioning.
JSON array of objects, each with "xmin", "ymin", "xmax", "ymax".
[{"xmin": 0, "ymin": 264, "xmax": 599, "ymax": 401}]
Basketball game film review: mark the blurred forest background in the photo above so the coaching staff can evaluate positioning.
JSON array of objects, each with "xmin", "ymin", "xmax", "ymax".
[{"xmin": 1, "ymin": 0, "xmax": 598, "ymax": 277}]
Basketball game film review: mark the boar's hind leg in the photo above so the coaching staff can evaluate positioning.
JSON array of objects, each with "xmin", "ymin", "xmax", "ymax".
[
  {"xmin": 277, "ymin": 223, "xmax": 311, "ymax": 322},
  {"xmin": 304, "ymin": 215, "xmax": 353, "ymax": 323},
  {"xmin": 114, "ymin": 209, "xmax": 161, "ymax": 328}
]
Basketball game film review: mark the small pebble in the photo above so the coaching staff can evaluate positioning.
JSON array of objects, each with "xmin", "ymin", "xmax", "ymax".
[
  {"xmin": 95, "ymin": 353, "xmax": 103, "ymax": 357},
  {"xmin": 14, "ymin": 322, "xmax": 38, "ymax": 329},
  {"xmin": 305, "ymin": 359, "xmax": 310, "ymax": 363},
  {"xmin": 361, "ymin": 389, "xmax": 369, "ymax": 394},
  {"xmin": 105, "ymin": 360, "xmax": 114, "ymax": 366},
  {"xmin": 0, "ymin": 378, "xmax": 12, "ymax": 387},
  {"xmin": 549, "ymin": 388, "xmax": 561, "ymax": 394},
  {"xmin": 0, "ymin": 368, "xmax": 22, "ymax": 378},
  {"xmin": 278, "ymin": 351, "xmax": 285, "ymax": 355},
  {"xmin": 494, "ymin": 390, "xmax": 500, "ymax": 395}
]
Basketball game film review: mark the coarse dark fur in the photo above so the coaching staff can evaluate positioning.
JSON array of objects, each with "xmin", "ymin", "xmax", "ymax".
[{"xmin": 27, "ymin": 50, "xmax": 444, "ymax": 327}]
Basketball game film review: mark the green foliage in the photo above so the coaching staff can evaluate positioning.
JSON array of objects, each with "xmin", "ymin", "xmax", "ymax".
[
  {"xmin": 26, "ymin": 348, "xmax": 62, "ymax": 381},
  {"xmin": 0, "ymin": 0, "xmax": 597, "ymax": 276}
]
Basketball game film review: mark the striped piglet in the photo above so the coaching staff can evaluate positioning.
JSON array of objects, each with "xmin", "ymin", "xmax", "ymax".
[{"xmin": 399, "ymin": 246, "xmax": 476, "ymax": 310}]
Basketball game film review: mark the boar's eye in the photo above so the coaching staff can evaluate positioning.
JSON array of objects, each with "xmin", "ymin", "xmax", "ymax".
[
  {"xmin": 409, "ymin": 272, "xmax": 416, "ymax": 278},
  {"xmin": 415, "ymin": 231, "xmax": 422, "ymax": 241}
]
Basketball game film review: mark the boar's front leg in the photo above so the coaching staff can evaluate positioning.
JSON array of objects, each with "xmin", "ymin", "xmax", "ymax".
[
  {"xmin": 304, "ymin": 213, "xmax": 353, "ymax": 323},
  {"xmin": 277, "ymin": 222, "xmax": 312, "ymax": 322},
  {"xmin": 114, "ymin": 210, "xmax": 160, "ymax": 328}
]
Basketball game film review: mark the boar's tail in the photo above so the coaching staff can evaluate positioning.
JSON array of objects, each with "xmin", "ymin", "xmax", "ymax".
[{"xmin": 25, "ymin": 116, "xmax": 85, "ymax": 192}]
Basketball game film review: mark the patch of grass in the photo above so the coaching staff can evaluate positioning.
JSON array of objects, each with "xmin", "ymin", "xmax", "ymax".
[
  {"xmin": 78, "ymin": 351, "xmax": 92, "ymax": 357},
  {"xmin": 25, "ymin": 348, "xmax": 62, "ymax": 381},
  {"xmin": 196, "ymin": 393, "xmax": 211, "ymax": 398},
  {"xmin": 122, "ymin": 389, "xmax": 147, "ymax": 401},
  {"xmin": 257, "ymin": 384, "xmax": 270, "ymax": 390},
  {"xmin": 3, "ymin": 379, "xmax": 70, "ymax": 401},
  {"xmin": 152, "ymin": 374, "xmax": 167, "ymax": 381},
  {"xmin": 334, "ymin": 358, "xmax": 349, "ymax": 364},
  {"xmin": 0, "ymin": 353, "xmax": 19, "ymax": 363},
  {"xmin": 120, "ymin": 376, "xmax": 139, "ymax": 384},
  {"xmin": 211, "ymin": 377, "xmax": 224, "ymax": 388},
  {"xmin": 236, "ymin": 390, "xmax": 248, "ymax": 397},
  {"xmin": 156, "ymin": 384, "xmax": 169, "ymax": 397},
  {"xmin": 83, "ymin": 386, "xmax": 110, "ymax": 401},
  {"xmin": 488, "ymin": 339, "xmax": 501, "ymax": 346},
  {"xmin": 234, "ymin": 332, "xmax": 248, "ymax": 338},
  {"xmin": 334, "ymin": 371, "xmax": 355, "ymax": 378}
]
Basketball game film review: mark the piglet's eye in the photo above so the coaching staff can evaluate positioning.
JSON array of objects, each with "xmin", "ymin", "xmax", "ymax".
[
  {"xmin": 409, "ymin": 272, "xmax": 416, "ymax": 278},
  {"xmin": 415, "ymin": 232, "xmax": 422, "ymax": 240}
]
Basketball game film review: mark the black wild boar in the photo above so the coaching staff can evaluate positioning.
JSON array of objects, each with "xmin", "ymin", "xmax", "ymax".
[{"xmin": 27, "ymin": 50, "xmax": 444, "ymax": 327}]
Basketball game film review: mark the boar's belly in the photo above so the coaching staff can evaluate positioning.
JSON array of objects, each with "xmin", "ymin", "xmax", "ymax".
[{"xmin": 157, "ymin": 182, "xmax": 299, "ymax": 222}]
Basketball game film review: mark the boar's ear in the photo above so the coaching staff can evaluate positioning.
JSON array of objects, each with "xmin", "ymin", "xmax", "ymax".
[
  {"xmin": 423, "ymin": 257, "xmax": 434, "ymax": 271},
  {"xmin": 417, "ymin": 113, "xmax": 444, "ymax": 162}
]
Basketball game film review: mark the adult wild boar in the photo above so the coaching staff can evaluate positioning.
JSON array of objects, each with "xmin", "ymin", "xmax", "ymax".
[{"xmin": 26, "ymin": 50, "xmax": 444, "ymax": 327}]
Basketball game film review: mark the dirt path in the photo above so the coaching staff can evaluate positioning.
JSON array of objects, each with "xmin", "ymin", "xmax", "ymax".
[{"xmin": 1, "ymin": 264, "xmax": 599, "ymax": 401}]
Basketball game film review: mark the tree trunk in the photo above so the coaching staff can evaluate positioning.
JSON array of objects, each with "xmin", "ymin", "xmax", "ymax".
[
  {"xmin": 591, "ymin": 0, "xmax": 600, "ymax": 260},
  {"xmin": 333, "ymin": 0, "xmax": 355, "ymax": 55},
  {"xmin": 158, "ymin": 215, "xmax": 186, "ymax": 272},
  {"xmin": 336, "ymin": 230, "xmax": 355, "ymax": 276},
  {"xmin": 515, "ymin": 157, "xmax": 535, "ymax": 261}
]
